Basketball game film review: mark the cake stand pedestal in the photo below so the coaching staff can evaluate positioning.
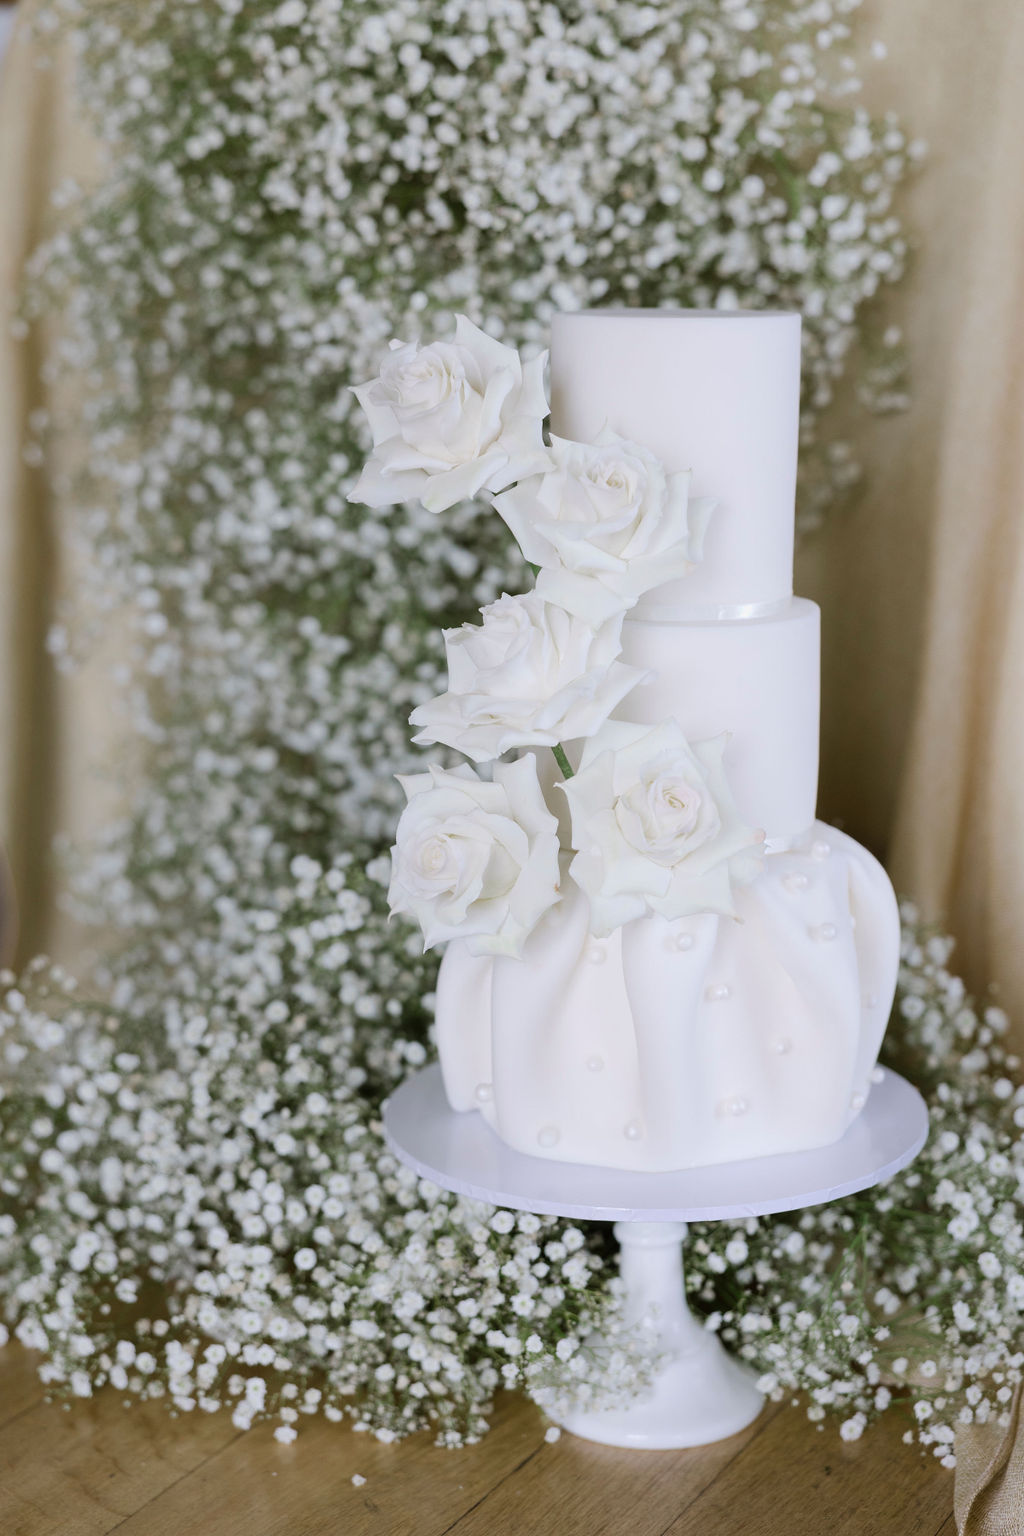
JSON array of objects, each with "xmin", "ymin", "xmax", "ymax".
[{"xmin": 383, "ymin": 1064, "xmax": 928, "ymax": 1450}]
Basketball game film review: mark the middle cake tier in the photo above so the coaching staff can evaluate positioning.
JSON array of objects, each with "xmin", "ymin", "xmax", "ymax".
[{"xmin": 616, "ymin": 597, "xmax": 820, "ymax": 842}]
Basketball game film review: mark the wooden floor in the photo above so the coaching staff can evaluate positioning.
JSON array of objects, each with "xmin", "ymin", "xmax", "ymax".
[{"xmin": 0, "ymin": 1344, "xmax": 954, "ymax": 1535}]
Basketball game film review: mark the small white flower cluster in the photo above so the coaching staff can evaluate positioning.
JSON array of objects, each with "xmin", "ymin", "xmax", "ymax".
[
  {"xmin": 7, "ymin": 907, "xmax": 1024, "ymax": 1457},
  {"xmin": 685, "ymin": 905, "xmax": 1024, "ymax": 1466},
  {"xmin": 0, "ymin": 0, "xmax": 918, "ymax": 1449},
  {"xmin": 0, "ymin": 873, "xmax": 642, "ymax": 1444}
]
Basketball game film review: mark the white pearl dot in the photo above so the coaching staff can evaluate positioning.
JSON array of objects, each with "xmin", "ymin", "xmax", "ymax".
[
  {"xmin": 850, "ymin": 1091, "xmax": 866, "ymax": 1112},
  {"xmin": 871, "ymin": 1066, "xmax": 885, "ymax": 1084},
  {"xmin": 670, "ymin": 931, "xmax": 695, "ymax": 952},
  {"xmin": 586, "ymin": 1055, "xmax": 605, "ymax": 1073},
  {"xmin": 783, "ymin": 872, "xmax": 809, "ymax": 893},
  {"xmin": 705, "ymin": 983, "xmax": 731, "ymax": 1002},
  {"xmin": 586, "ymin": 942, "xmax": 607, "ymax": 965},
  {"xmin": 864, "ymin": 993, "xmax": 878, "ymax": 1010},
  {"xmin": 809, "ymin": 921, "xmax": 838, "ymax": 942},
  {"xmin": 623, "ymin": 1120, "xmax": 642, "ymax": 1141},
  {"xmin": 811, "ymin": 839, "xmax": 832, "ymax": 860},
  {"xmin": 474, "ymin": 1082, "xmax": 494, "ymax": 1104},
  {"xmin": 772, "ymin": 1037, "xmax": 793, "ymax": 1055},
  {"xmin": 729, "ymin": 1096, "xmax": 749, "ymax": 1116},
  {"xmin": 537, "ymin": 1125, "xmax": 560, "ymax": 1149}
]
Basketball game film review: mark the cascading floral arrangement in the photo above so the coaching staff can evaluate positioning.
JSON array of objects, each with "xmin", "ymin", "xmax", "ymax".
[
  {"xmin": 363, "ymin": 313, "xmax": 764, "ymax": 958},
  {"xmin": 3, "ymin": 0, "xmax": 1022, "ymax": 1467}
]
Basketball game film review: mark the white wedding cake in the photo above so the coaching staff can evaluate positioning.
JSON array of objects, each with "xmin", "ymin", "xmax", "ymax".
[{"xmin": 350, "ymin": 308, "xmax": 900, "ymax": 1175}]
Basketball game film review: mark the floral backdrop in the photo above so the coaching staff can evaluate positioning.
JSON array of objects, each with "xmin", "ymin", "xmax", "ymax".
[{"xmin": 1, "ymin": 0, "xmax": 1021, "ymax": 1465}]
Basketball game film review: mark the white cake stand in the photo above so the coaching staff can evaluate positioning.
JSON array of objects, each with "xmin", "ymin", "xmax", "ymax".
[{"xmin": 383, "ymin": 1064, "xmax": 928, "ymax": 1450}]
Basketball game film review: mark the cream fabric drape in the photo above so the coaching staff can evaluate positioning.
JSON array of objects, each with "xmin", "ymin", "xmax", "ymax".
[
  {"xmin": 2, "ymin": 0, "xmax": 1024, "ymax": 1528},
  {"xmin": 0, "ymin": 7, "xmax": 111, "ymax": 965},
  {"xmin": 955, "ymin": 1387, "xmax": 1024, "ymax": 1536},
  {"xmin": 0, "ymin": 7, "xmax": 63, "ymax": 963},
  {"xmin": 885, "ymin": 3, "xmax": 1024, "ymax": 1038},
  {"xmin": 799, "ymin": 0, "xmax": 1024, "ymax": 1042}
]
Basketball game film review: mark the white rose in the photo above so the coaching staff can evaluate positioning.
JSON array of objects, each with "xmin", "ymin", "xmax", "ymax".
[
  {"xmin": 388, "ymin": 756, "xmax": 561, "ymax": 956},
  {"xmin": 493, "ymin": 429, "xmax": 715, "ymax": 625},
  {"xmin": 560, "ymin": 719, "xmax": 764, "ymax": 935},
  {"xmin": 348, "ymin": 315, "xmax": 549, "ymax": 512},
  {"xmin": 409, "ymin": 592, "xmax": 647, "ymax": 764}
]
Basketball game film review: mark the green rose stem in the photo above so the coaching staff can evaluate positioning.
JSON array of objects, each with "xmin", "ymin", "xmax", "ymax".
[{"xmin": 551, "ymin": 743, "xmax": 574, "ymax": 780}]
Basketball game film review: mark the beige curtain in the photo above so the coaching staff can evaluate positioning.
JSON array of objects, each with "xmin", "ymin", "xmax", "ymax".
[
  {"xmin": 0, "ymin": 6, "xmax": 113, "ymax": 965},
  {"xmin": 2, "ymin": 0, "xmax": 1024, "ymax": 1526},
  {"xmin": 0, "ymin": 6, "xmax": 60, "ymax": 963},
  {"xmin": 799, "ymin": 0, "xmax": 1024, "ymax": 1045}
]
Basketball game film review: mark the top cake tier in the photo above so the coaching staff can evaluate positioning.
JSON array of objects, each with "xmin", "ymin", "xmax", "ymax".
[{"xmin": 549, "ymin": 309, "xmax": 801, "ymax": 620}]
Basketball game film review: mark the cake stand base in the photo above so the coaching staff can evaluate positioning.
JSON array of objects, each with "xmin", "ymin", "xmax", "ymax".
[
  {"xmin": 383, "ymin": 1064, "xmax": 927, "ymax": 1450},
  {"xmin": 553, "ymin": 1220, "xmax": 763, "ymax": 1449}
]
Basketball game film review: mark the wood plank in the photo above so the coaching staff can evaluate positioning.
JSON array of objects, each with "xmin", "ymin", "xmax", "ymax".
[
  {"xmin": 106, "ymin": 1392, "xmax": 548, "ymax": 1536},
  {"xmin": 662, "ymin": 1400, "xmax": 953, "ymax": 1536},
  {"xmin": 445, "ymin": 1401, "xmax": 783, "ymax": 1536},
  {"xmin": 0, "ymin": 1348, "xmax": 957, "ymax": 1536},
  {"xmin": 0, "ymin": 1347, "xmax": 240, "ymax": 1536},
  {"xmin": 0, "ymin": 1344, "xmax": 45, "ymax": 1430}
]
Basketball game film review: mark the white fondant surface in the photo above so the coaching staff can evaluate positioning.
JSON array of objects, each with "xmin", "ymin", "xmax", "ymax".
[
  {"xmin": 383, "ymin": 1062, "xmax": 928, "ymax": 1221},
  {"xmin": 435, "ymin": 822, "xmax": 900, "ymax": 1173},
  {"xmin": 429, "ymin": 307, "xmax": 902, "ymax": 1182},
  {"xmin": 550, "ymin": 310, "xmax": 801, "ymax": 618},
  {"xmin": 618, "ymin": 598, "xmax": 820, "ymax": 840}
]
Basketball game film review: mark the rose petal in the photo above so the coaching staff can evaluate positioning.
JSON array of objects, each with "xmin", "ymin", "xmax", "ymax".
[
  {"xmin": 534, "ymin": 566, "xmax": 636, "ymax": 626},
  {"xmin": 453, "ymin": 313, "xmax": 523, "ymax": 379},
  {"xmin": 351, "ymin": 380, "xmax": 400, "ymax": 446},
  {"xmin": 420, "ymin": 448, "xmax": 509, "ymax": 512},
  {"xmin": 347, "ymin": 461, "xmax": 430, "ymax": 508},
  {"xmin": 517, "ymin": 350, "xmax": 550, "ymax": 423},
  {"xmin": 493, "ymin": 484, "xmax": 554, "ymax": 566}
]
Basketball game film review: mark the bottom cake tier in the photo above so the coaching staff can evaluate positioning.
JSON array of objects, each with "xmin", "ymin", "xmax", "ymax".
[{"xmin": 434, "ymin": 821, "xmax": 901, "ymax": 1172}]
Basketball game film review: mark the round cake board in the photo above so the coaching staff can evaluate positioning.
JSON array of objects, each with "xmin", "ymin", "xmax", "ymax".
[{"xmin": 383, "ymin": 1064, "xmax": 928, "ymax": 1451}]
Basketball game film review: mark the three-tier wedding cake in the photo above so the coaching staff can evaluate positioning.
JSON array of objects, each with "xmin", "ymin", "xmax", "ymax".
[{"xmin": 351, "ymin": 308, "xmax": 901, "ymax": 1175}]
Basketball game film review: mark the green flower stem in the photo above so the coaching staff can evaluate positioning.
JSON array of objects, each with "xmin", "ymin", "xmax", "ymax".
[{"xmin": 552, "ymin": 743, "xmax": 574, "ymax": 780}]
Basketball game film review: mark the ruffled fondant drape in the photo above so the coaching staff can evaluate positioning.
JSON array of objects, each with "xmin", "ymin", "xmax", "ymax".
[{"xmin": 436, "ymin": 826, "xmax": 899, "ymax": 1172}]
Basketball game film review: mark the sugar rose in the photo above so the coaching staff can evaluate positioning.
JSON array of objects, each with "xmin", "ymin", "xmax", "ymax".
[
  {"xmin": 389, "ymin": 756, "xmax": 561, "ymax": 956},
  {"xmin": 348, "ymin": 315, "xmax": 549, "ymax": 512},
  {"xmin": 494, "ymin": 429, "xmax": 714, "ymax": 624},
  {"xmin": 561, "ymin": 718, "xmax": 764, "ymax": 935},
  {"xmin": 409, "ymin": 591, "xmax": 646, "ymax": 764}
]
